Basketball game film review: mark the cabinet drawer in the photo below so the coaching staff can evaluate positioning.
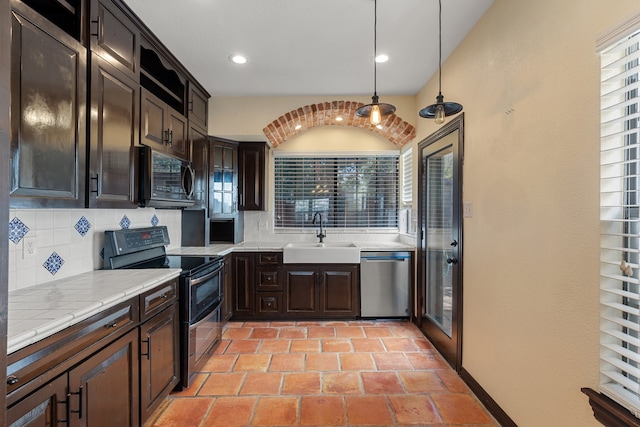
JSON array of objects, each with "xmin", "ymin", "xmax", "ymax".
[
  {"xmin": 140, "ymin": 278, "xmax": 178, "ymax": 320},
  {"xmin": 258, "ymin": 252, "xmax": 282, "ymax": 265},
  {"xmin": 256, "ymin": 268, "xmax": 282, "ymax": 291},
  {"xmin": 256, "ymin": 293, "xmax": 282, "ymax": 317},
  {"xmin": 7, "ymin": 299, "xmax": 138, "ymax": 405}
]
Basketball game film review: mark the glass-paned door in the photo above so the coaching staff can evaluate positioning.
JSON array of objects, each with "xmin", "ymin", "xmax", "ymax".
[{"xmin": 418, "ymin": 116, "xmax": 463, "ymax": 370}]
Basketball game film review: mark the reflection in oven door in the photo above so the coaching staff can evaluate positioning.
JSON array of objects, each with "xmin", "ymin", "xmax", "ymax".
[
  {"xmin": 190, "ymin": 272, "xmax": 221, "ymax": 324},
  {"xmin": 188, "ymin": 302, "xmax": 222, "ymax": 385}
]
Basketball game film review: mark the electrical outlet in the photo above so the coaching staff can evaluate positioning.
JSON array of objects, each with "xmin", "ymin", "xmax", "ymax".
[{"xmin": 23, "ymin": 236, "xmax": 37, "ymax": 259}]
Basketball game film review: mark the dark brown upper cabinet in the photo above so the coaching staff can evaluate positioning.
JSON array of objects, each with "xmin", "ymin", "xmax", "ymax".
[
  {"xmin": 140, "ymin": 87, "xmax": 189, "ymax": 161},
  {"xmin": 89, "ymin": 0, "xmax": 139, "ymax": 81},
  {"xmin": 209, "ymin": 138, "xmax": 238, "ymax": 217},
  {"xmin": 7, "ymin": 0, "xmax": 209, "ymax": 208},
  {"xmin": 88, "ymin": 53, "xmax": 138, "ymax": 208},
  {"xmin": 188, "ymin": 84, "xmax": 208, "ymax": 130},
  {"xmin": 189, "ymin": 125, "xmax": 209, "ymax": 211},
  {"xmin": 140, "ymin": 39, "xmax": 185, "ymax": 114},
  {"xmin": 238, "ymin": 142, "xmax": 268, "ymax": 211},
  {"xmin": 20, "ymin": 0, "xmax": 84, "ymax": 42},
  {"xmin": 10, "ymin": 3, "xmax": 87, "ymax": 208}
]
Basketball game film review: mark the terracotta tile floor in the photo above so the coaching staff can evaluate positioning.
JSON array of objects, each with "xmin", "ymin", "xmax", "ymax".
[{"xmin": 149, "ymin": 320, "xmax": 499, "ymax": 427}]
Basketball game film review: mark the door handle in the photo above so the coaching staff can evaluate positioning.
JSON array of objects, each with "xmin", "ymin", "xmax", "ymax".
[
  {"xmin": 446, "ymin": 257, "xmax": 457, "ymax": 264},
  {"xmin": 450, "ymin": 240, "xmax": 458, "ymax": 247}
]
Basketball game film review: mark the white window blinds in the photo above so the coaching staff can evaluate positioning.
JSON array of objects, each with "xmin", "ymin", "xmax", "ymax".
[
  {"xmin": 274, "ymin": 155, "xmax": 398, "ymax": 229},
  {"xmin": 402, "ymin": 148, "xmax": 413, "ymax": 205},
  {"xmin": 600, "ymin": 27, "xmax": 640, "ymax": 417}
]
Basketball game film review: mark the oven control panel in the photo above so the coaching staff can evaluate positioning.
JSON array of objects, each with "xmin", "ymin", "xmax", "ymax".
[{"xmin": 103, "ymin": 226, "xmax": 170, "ymax": 267}]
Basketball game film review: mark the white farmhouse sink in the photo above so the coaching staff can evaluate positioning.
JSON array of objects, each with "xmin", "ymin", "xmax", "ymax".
[{"xmin": 282, "ymin": 242, "xmax": 360, "ymax": 264}]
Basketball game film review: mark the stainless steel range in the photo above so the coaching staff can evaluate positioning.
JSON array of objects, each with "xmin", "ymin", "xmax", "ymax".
[{"xmin": 103, "ymin": 226, "xmax": 223, "ymax": 389}]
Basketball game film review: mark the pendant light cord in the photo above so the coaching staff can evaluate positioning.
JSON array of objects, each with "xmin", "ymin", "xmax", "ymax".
[
  {"xmin": 438, "ymin": 0, "xmax": 442, "ymax": 95},
  {"xmin": 373, "ymin": 0, "xmax": 378, "ymax": 97}
]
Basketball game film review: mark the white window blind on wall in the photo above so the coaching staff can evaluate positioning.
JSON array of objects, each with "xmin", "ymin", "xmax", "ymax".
[
  {"xmin": 274, "ymin": 155, "xmax": 398, "ymax": 229},
  {"xmin": 402, "ymin": 148, "xmax": 413, "ymax": 205},
  {"xmin": 600, "ymin": 26, "xmax": 640, "ymax": 416}
]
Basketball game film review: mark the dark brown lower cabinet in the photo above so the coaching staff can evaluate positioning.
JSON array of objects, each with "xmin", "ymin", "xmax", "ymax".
[
  {"xmin": 7, "ymin": 374, "xmax": 67, "ymax": 427},
  {"xmin": 139, "ymin": 303, "xmax": 179, "ymax": 423},
  {"xmin": 8, "ymin": 329, "xmax": 140, "ymax": 427},
  {"xmin": 68, "ymin": 328, "xmax": 139, "ymax": 427},
  {"xmin": 284, "ymin": 265, "xmax": 359, "ymax": 319},
  {"xmin": 222, "ymin": 254, "xmax": 233, "ymax": 321},
  {"xmin": 232, "ymin": 253, "xmax": 255, "ymax": 317},
  {"xmin": 230, "ymin": 253, "xmax": 360, "ymax": 320},
  {"xmin": 6, "ymin": 279, "xmax": 180, "ymax": 426}
]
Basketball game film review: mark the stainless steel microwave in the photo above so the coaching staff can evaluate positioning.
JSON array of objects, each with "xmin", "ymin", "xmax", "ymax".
[{"xmin": 138, "ymin": 146, "xmax": 195, "ymax": 208}]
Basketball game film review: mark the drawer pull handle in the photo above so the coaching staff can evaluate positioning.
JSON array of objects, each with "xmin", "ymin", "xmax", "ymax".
[
  {"xmin": 162, "ymin": 294, "xmax": 168, "ymax": 299},
  {"xmin": 6, "ymin": 375, "xmax": 19, "ymax": 385},
  {"xmin": 104, "ymin": 322, "xmax": 118, "ymax": 329}
]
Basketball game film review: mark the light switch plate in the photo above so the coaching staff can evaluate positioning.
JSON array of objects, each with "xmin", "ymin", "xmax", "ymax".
[{"xmin": 463, "ymin": 203, "xmax": 473, "ymax": 218}]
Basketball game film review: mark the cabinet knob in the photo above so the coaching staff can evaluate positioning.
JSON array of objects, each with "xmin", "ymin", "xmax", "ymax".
[
  {"xmin": 6, "ymin": 375, "xmax": 19, "ymax": 385},
  {"xmin": 104, "ymin": 322, "xmax": 118, "ymax": 329}
]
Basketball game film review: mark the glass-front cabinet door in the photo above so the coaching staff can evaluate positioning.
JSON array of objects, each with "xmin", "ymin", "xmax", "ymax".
[{"xmin": 209, "ymin": 139, "xmax": 237, "ymax": 216}]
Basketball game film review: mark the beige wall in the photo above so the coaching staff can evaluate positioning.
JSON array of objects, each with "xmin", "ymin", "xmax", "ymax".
[
  {"xmin": 208, "ymin": 1, "xmax": 640, "ymax": 425},
  {"xmin": 413, "ymin": 0, "xmax": 639, "ymax": 425}
]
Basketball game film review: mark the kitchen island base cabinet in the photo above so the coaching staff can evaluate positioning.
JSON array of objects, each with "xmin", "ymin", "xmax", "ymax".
[{"xmin": 284, "ymin": 266, "xmax": 359, "ymax": 319}]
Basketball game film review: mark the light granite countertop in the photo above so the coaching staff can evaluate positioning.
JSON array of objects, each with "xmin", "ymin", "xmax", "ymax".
[
  {"xmin": 168, "ymin": 241, "xmax": 415, "ymax": 256},
  {"xmin": 8, "ymin": 269, "xmax": 181, "ymax": 354},
  {"xmin": 9, "ymin": 241, "xmax": 414, "ymax": 355}
]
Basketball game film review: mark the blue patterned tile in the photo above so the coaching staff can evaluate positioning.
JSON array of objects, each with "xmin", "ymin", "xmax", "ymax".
[
  {"xmin": 43, "ymin": 252, "xmax": 64, "ymax": 276},
  {"xmin": 9, "ymin": 217, "xmax": 30, "ymax": 244},
  {"xmin": 119, "ymin": 215, "xmax": 131, "ymax": 229},
  {"xmin": 151, "ymin": 214, "xmax": 159, "ymax": 227},
  {"xmin": 74, "ymin": 216, "xmax": 91, "ymax": 237}
]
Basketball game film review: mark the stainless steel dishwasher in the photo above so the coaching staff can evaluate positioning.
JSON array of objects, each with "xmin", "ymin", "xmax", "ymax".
[{"xmin": 360, "ymin": 251, "xmax": 411, "ymax": 317}]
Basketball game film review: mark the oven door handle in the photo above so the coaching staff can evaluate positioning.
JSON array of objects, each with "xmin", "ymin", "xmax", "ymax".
[
  {"xmin": 189, "ymin": 262, "xmax": 223, "ymax": 286},
  {"xmin": 191, "ymin": 300, "xmax": 222, "ymax": 329}
]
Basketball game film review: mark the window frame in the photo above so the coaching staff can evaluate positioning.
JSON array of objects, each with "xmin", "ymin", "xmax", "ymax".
[
  {"xmin": 587, "ymin": 14, "xmax": 640, "ymax": 425},
  {"xmin": 273, "ymin": 152, "xmax": 400, "ymax": 231}
]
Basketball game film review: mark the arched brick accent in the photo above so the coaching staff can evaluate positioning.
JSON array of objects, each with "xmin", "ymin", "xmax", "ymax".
[{"xmin": 262, "ymin": 101, "xmax": 416, "ymax": 148}]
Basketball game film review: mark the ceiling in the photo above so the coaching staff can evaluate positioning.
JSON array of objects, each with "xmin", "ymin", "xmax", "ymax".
[{"xmin": 123, "ymin": 0, "xmax": 494, "ymax": 97}]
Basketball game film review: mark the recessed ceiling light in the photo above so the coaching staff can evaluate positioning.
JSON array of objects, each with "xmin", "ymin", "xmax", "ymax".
[
  {"xmin": 295, "ymin": 124, "xmax": 302, "ymax": 130},
  {"xmin": 229, "ymin": 54, "xmax": 248, "ymax": 64},
  {"xmin": 376, "ymin": 124, "xmax": 383, "ymax": 129},
  {"xmin": 375, "ymin": 54, "xmax": 389, "ymax": 63},
  {"xmin": 335, "ymin": 116, "xmax": 343, "ymax": 122}
]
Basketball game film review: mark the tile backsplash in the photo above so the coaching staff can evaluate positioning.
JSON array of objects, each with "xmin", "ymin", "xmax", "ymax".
[{"xmin": 7, "ymin": 208, "xmax": 181, "ymax": 292}]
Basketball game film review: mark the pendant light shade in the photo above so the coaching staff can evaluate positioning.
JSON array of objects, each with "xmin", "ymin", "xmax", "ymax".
[
  {"xmin": 419, "ymin": 0, "xmax": 462, "ymax": 123},
  {"xmin": 355, "ymin": 0, "xmax": 396, "ymax": 125}
]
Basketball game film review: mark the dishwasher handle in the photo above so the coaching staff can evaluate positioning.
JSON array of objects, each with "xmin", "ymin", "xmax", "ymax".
[{"xmin": 360, "ymin": 255, "xmax": 410, "ymax": 262}]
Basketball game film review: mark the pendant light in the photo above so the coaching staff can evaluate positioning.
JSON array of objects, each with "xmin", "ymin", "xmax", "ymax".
[
  {"xmin": 355, "ymin": 0, "xmax": 395, "ymax": 126},
  {"xmin": 419, "ymin": 0, "xmax": 462, "ymax": 124}
]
